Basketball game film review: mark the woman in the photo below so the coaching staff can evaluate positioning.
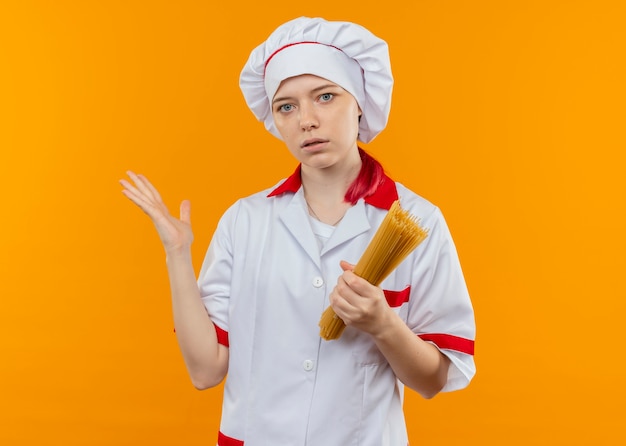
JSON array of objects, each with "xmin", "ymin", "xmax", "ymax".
[{"xmin": 121, "ymin": 17, "xmax": 475, "ymax": 446}]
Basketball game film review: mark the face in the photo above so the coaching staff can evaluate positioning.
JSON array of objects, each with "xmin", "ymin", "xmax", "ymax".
[{"xmin": 271, "ymin": 74, "xmax": 362, "ymax": 171}]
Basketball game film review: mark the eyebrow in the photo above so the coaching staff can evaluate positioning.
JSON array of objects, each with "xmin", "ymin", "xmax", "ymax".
[{"xmin": 272, "ymin": 84, "xmax": 339, "ymax": 105}]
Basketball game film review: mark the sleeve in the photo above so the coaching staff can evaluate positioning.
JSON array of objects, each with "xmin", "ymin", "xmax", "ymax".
[
  {"xmin": 407, "ymin": 205, "xmax": 476, "ymax": 392},
  {"xmin": 197, "ymin": 201, "xmax": 240, "ymax": 347}
]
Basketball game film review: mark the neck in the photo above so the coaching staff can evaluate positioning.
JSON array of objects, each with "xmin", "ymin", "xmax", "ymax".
[
  {"xmin": 301, "ymin": 145, "xmax": 361, "ymax": 199},
  {"xmin": 302, "ymin": 162, "xmax": 360, "ymax": 203},
  {"xmin": 302, "ymin": 151, "xmax": 362, "ymax": 225}
]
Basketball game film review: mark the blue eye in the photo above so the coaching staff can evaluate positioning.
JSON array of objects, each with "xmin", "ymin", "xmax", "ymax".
[
  {"xmin": 320, "ymin": 93, "xmax": 333, "ymax": 102},
  {"xmin": 279, "ymin": 104, "xmax": 294, "ymax": 112}
]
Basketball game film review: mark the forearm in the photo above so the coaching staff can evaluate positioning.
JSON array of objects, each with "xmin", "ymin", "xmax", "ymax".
[
  {"xmin": 166, "ymin": 248, "xmax": 228, "ymax": 389},
  {"xmin": 371, "ymin": 310, "xmax": 450, "ymax": 399}
]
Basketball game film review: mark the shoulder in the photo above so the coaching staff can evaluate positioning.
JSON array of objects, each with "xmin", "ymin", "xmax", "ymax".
[
  {"xmin": 241, "ymin": 177, "xmax": 294, "ymax": 207},
  {"xmin": 219, "ymin": 177, "xmax": 295, "ymax": 222},
  {"xmin": 394, "ymin": 182, "xmax": 440, "ymax": 218},
  {"xmin": 393, "ymin": 182, "xmax": 454, "ymax": 243}
]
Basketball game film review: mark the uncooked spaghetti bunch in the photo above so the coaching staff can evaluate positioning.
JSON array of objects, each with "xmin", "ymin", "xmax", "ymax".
[{"xmin": 318, "ymin": 200, "xmax": 429, "ymax": 340}]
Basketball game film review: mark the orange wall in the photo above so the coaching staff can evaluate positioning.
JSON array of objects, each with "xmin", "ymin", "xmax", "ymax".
[{"xmin": 1, "ymin": 1, "xmax": 624, "ymax": 445}]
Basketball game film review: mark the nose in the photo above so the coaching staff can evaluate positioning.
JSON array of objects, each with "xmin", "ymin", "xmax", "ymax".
[{"xmin": 299, "ymin": 105, "xmax": 319, "ymax": 131}]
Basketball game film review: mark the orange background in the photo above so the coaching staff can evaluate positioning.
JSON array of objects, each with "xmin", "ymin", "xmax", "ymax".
[{"xmin": 1, "ymin": 1, "xmax": 624, "ymax": 445}]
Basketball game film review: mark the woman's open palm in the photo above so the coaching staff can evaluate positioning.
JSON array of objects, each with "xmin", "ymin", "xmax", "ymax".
[{"xmin": 120, "ymin": 171, "xmax": 193, "ymax": 252}]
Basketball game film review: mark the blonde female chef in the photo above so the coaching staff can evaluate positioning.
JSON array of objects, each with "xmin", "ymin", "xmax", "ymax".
[{"xmin": 121, "ymin": 16, "xmax": 476, "ymax": 446}]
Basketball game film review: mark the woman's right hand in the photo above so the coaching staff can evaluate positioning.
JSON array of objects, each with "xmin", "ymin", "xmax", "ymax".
[{"xmin": 120, "ymin": 171, "xmax": 193, "ymax": 253}]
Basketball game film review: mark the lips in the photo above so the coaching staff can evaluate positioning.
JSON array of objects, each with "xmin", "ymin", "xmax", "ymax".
[{"xmin": 301, "ymin": 138, "xmax": 328, "ymax": 148}]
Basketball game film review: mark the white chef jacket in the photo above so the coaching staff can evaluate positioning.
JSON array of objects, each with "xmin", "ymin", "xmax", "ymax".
[{"xmin": 198, "ymin": 166, "xmax": 476, "ymax": 446}]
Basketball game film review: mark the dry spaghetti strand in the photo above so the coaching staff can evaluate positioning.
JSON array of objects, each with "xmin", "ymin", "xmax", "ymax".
[{"xmin": 318, "ymin": 200, "xmax": 429, "ymax": 340}]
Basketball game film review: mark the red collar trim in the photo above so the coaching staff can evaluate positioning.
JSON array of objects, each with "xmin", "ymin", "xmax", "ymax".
[
  {"xmin": 267, "ymin": 165, "xmax": 398, "ymax": 210},
  {"xmin": 267, "ymin": 165, "xmax": 303, "ymax": 197}
]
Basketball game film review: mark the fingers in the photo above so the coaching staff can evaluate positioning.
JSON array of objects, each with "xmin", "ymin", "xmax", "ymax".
[
  {"xmin": 120, "ymin": 178, "xmax": 155, "ymax": 214},
  {"xmin": 137, "ymin": 173, "xmax": 163, "ymax": 203},
  {"xmin": 333, "ymin": 269, "xmax": 382, "ymax": 307},
  {"xmin": 339, "ymin": 260, "xmax": 355, "ymax": 272},
  {"xmin": 119, "ymin": 177, "xmax": 141, "ymax": 197},
  {"xmin": 180, "ymin": 200, "xmax": 191, "ymax": 224},
  {"xmin": 331, "ymin": 276, "xmax": 387, "ymax": 331},
  {"xmin": 329, "ymin": 282, "xmax": 365, "ymax": 328},
  {"xmin": 340, "ymin": 269, "xmax": 370, "ymax": 295},
  {"xmin": 125, "ymin": 171, "xmax": 160, "ymax": 203},
  {"xmin": 120, "ymin": 171, "xmax": 168, "ymax": 220},
  {"xmin": 120, "ymin": 172, "xmax": 153, "ymax": 205},
  {"xmin": 120, "ymin": 171, "xmax": 192, "ymax": 225},
  {"xmin": 330, "ymin": 276, "xmax": 359, "ymax": 310}
]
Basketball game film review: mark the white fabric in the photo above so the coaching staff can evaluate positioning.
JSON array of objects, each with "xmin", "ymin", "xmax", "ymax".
[
  {"xmin": 264, "ymin": 42, "xmax": 365, "ymax": 115},
  {"xmin": 308, "ymin": 213, "xmax": 335, "ymax": 251},
  {"xmin": 240, "ymin": 16, "xmax": 393, "ymax": 143},
  {"xmin": 198, "ymin": 182, "xmax": 476, "ymax": 445}
]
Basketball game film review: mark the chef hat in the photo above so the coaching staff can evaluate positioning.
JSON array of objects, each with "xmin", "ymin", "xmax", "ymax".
[{"xmin": 239, "ymin": 16, "xmax": 393, "ymax": 143}]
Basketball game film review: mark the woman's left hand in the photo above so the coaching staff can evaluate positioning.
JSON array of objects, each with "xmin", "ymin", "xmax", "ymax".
[{"xmin": 329, "ymin": 260, "xmax": 394, "ymax": 336}]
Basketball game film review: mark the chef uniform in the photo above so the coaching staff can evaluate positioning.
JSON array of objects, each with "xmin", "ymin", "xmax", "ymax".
[{"xmin": 198, "ymin": 17, "xmax": 476, "ymax": 446}]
